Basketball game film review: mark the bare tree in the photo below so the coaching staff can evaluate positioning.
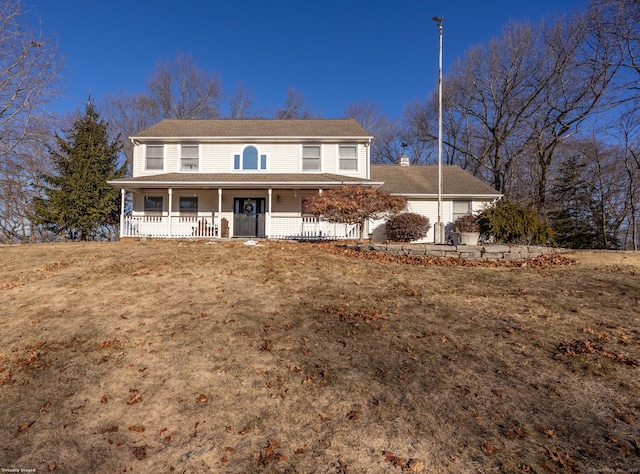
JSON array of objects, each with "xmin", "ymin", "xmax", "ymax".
[
  {"xmin": 443, "ymin": 22, "xmax": 546, "ymax": 194},
  {"xmin": 274, "ymin": 87, "xmax": 314, "ymax": 119},
  {"xmin": 147, "ymin": 52, "xmax": 223, "ymax": 120},
  {"xmin": 524, "ymin": 12, "xmax": 618, "ymax": 212},
  {"xmin": 0, "ymin": 0, "xmax": 63, "ymax": 243},
  {"xmin": 228, "ymin": 82, "xmax": 257, "ymax": 119},
  {"xmin": 0, "ymin": 0, "xmax": 62, "ymax": 153},
  {"xmin": 612, "ymin": 100, "xmax": 640, "ymax": 249},
  {"xmin": 103, "ymin": 52, "xmax": 223, "ymax": 170},
  {"xmin": 399, "ymin": 98, "xmax": 438, "ymax": 165},
  {"xmin": 589, "ymin": 0, "xmax": 640, "ymax": 96},
  {"xmin": 343, "ymin": 100, "xmax": 402, "ymax": 164},
  {"xmin": 102, "ymin": 92, "xmax": 156, "ymax": 172}
]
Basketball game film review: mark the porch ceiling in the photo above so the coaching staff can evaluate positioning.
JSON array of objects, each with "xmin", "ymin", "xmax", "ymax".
[{"xmin": 108, "ymin": 172, "xmax": 383, "ymax": 193}]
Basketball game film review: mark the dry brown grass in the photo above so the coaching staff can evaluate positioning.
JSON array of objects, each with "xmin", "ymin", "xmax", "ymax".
[{"xmin": 0, "ymin": 240, "xmax": 639, "ymax": 473}]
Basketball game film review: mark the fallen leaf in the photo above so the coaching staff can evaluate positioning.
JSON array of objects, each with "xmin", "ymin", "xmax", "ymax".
[
  {"xmin": 346, "ymin": 410, "xmax": 361, "ymax": 421},
  {"xmin": 127, "ymin": 389, "xmax": 142, "ymax": 405},
  {"xmin": 99, "ymin": 425, "xmax": 118, "ymax": 434},
  {"xmin": 132, "ymin": 446, "xmax": 147, "ymax": 460},
  {"xmin": 482, "ymin": 440, "xmax": 497, "ymax": 455}
]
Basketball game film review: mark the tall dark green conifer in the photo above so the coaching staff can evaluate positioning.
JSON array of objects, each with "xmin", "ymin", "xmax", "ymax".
[
  {"xmin": 35, "ymin": 102, "xmax": 126, "ymax": 241},
  {"xmin": 548, "ymin": 153, "xmax": 598, "ymax": 248}
]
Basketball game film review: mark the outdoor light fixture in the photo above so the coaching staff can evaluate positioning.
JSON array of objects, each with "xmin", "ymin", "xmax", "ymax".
[{"xmin": 432, "ymin": 15, "xmax": 444, "ymax": 244}]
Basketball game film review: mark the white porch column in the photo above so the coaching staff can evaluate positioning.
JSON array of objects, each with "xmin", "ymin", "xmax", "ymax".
[
  {"xmin": 267, "ymin": 188, "xmax": 272, "ymax": 238},
  {"xmin": 119, "ymin": 189, "xmax": 125, "ymax": 238},
  {"xmin": 217, "ymin": 188, "xmax": 223, "ymax": 238},
  {"xmin": 168, "ymin": 188, "xmax": 173, "ymax": 237}
]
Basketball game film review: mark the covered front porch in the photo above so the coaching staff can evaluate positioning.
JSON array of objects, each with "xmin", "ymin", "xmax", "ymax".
[
  {"xmin": 119, "ymin": 214, "xmax": 360, "ymax": 240},
  {"xmin": 110, "ymin": 173, "xmax": 381, "ymax": 240},
  {"xmin": 115, "ymin": 186, "xmax": 363, "ymax": 240}
]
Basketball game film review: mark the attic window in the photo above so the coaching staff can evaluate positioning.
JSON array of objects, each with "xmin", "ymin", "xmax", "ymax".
[{"xmin": 234, "ymin": 145, "xmax": 267, "ymax": 171}]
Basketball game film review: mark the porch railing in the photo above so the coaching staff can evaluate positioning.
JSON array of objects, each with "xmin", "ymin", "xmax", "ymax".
[
  {"xmin": 122, "ymin": 216, "xmax": 218, "ymax": 238},
  {"xmin": 121, "ymin": 215, "xmax": 359, "ymax": 240},
  {"xmin": 269, "ymin": 216, "xmax": 360, "ymax": 240}
]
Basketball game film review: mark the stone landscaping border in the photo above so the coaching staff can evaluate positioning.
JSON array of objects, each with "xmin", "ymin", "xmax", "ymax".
[{"xmin": 345, "ymin": 243, "xmax": 568, "ymax": 261}]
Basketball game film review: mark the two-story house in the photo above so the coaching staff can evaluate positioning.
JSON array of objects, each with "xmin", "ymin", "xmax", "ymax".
[{"xmin": 108, "ymin": 119, "xmax": 501, "ymax": 241}]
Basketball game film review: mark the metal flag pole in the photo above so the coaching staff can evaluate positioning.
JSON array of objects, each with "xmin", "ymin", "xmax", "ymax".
[{"xmin": 432, "ymin": 16, "xmax": 444, "ymax": 244}]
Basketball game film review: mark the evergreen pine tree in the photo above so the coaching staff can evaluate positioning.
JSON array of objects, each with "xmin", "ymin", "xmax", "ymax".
[
  {"xmin": 35, "ymin": 102, "xmax": 126, "ymax": 241},
  {"xmin": 548, "ymin": 153, "xmax": 598, "ymax": 248}
]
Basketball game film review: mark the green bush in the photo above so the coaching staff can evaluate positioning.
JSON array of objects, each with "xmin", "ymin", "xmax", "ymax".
[
  {"xmin": 386, "ymin": 213, "xmax": 431, "ymax": 242},
  {"xmin": 478, "ymin": 201, "xmax": 554, "ymax": 245}
]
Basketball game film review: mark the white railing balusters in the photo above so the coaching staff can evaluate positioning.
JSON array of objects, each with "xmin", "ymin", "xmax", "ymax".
[{"xmin": 121, "ymin": 215, "xmax": 358, "ymax": 240}]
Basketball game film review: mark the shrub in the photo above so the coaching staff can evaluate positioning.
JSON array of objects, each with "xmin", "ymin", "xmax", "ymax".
[
  {"xmin": 302, "ymin": 185, "xmax": 406, "ymax": 242},
  {"xmin": 453, "ymin": 214, "xmax": 479, "ymax": 232},
  {"xmin": 478, "ymin": 201, "xmax": 554, "ymax": 245},
  {"xmin": 386, "ymin": 213, "xmax": 431, "ymax": 242}
]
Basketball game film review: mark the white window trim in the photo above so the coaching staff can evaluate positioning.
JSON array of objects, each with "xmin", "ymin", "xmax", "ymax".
[
  {"xmin": 232, "ymin": 144, "xmax": 268, "ymax": 172},
  {"xmin": 180, "ymin": 144, "xmax": 200, "ymax": 172},
  {"xmin": 145, "ymin": 144, "xmax": 164, "ymax": 171},
  {"xmin": 338, "ymin": 144, "xmax": 358, "ymax": 172},
  {"xmin": 301, "ymin": 144, "xmax": 322, "ymax": 173}
]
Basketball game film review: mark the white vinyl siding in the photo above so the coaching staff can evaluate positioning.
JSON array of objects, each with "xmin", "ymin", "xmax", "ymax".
[
  {"xmin": 146, "ymin": 145, "xmax": 164, "ymax": 170},
  {"xmin": 133, "ymin": 141, "xmax": 369, "ymax": 178},
  {"xmin": 302, "ymin": 145, "xmax": 321, "ymax": 171},
  {"xmin": 339, "ymin": 145, "xmax": 358, "ymax": 171},
  {"xmin": 181, "ymin": 145, "xmax": 199, "ymax": 171}
]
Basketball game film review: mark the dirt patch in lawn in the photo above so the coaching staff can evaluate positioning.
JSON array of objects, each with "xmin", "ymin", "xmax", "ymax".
[{"xmin": 0, "ymin": 240, "xmax": 639, "ymax": 473}]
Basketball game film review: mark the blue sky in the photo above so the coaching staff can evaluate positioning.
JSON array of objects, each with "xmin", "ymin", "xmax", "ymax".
[{"xmin": 28, "ymin": 0, "xmax": 588, "ymax": 120}]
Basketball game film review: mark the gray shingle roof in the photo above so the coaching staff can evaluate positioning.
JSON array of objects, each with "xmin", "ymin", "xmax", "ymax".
[
  {"xmin": 371, "ymin": 165, "xmax": 502, "ymax": 196},
  {"xmin": 133, "ymin": 119, "xmax": 371, "ymax": 139},
  {"xmin": 109, "ymin": 173, "xmax": 380, "ymax": 189}
]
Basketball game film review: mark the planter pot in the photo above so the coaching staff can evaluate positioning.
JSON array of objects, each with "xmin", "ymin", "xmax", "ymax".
[{"xmin": 451, "ymin": 231, "xmax": 480, "ymax": 245}]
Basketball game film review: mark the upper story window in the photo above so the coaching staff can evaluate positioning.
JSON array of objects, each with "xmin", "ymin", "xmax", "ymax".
[
  {"xmin": 339, "ymin": 145, "xmax": 358, "ymax": 171},
  {"xmin": 146, "ymin": 145, "xmax": 164, "ymax": 170},
  {"xmin": 302, "ymin": 145, "xmax": 321, "ymax": 172},
  {"xmin": 181, "ymin": 145, "xmax": 199, "ymax": 171},
  {"xmin": 234, "ymin": 145, "xmax": 267, "ymax": 171}
]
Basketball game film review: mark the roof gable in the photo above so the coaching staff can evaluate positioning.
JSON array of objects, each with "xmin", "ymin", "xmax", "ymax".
[{"xmin": 133, "ymin": 119, "xmax": 371, "ymax": 139}]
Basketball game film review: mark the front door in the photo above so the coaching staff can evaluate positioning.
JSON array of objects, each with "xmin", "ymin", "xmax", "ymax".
[{"xmin": 233, "ymin": 198, "xmax": 266, "ymax": 237}]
